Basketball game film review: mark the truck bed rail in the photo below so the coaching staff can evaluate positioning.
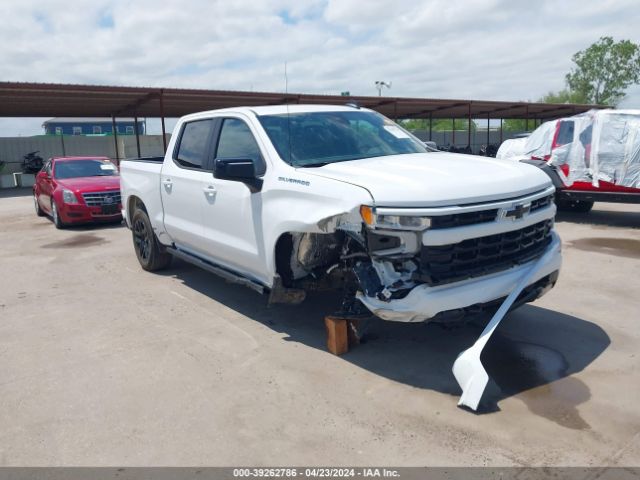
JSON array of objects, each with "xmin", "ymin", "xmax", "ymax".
[{"xmin": 120, "ymin": 156, "xmax": 165, "ymax": 163}]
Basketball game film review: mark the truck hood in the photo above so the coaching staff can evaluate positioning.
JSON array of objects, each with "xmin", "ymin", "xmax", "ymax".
[
  {"xmin": 301, "ymin": 152, "xmax": 552, "ymax": 207},
  {"xmin": 57, "ymin": 176, "xmax": 121, "ymax": 192}
]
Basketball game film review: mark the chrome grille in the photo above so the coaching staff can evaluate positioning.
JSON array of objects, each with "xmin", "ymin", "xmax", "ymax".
[
  {"xmin": 429, "ymin": 194, "xmax": 554, "ymax": 230},
  {"xmin": 430, "ymin": 209, "xmax": 499, "ymax": 229},
  {"xmin": 530, "ymin": 194, "xmax": 554, "ymax": 213},
  {"xmin": 82, "ymin": 191, "xmax": 121, "ymax": 206}
]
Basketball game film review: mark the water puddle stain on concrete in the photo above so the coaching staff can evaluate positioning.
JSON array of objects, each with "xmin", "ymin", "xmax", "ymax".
[
  {"xmin": 42, "ymin": 234, "xmax": 107, "ymax": 249},
  {"xmin": 483, "ymin": 339, "xmax": 591, "ymax": 430},
  {"xmin": 567, "ymin": 237, "xmax": 640, "ymax": 259}
]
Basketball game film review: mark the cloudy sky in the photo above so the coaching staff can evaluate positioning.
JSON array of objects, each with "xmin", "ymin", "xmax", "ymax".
[{"xmin": 1, "ymin": 0, "xmax": 639, "ymax": 136}]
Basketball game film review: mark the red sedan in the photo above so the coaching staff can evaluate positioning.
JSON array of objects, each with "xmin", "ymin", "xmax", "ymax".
[{"xmin": 33, "ymin": 156, "xmax": 122, "ymax": 228}]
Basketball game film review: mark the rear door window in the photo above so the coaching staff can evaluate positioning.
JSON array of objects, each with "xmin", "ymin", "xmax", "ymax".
[{"xmin": 175, "ymin": 119, "xmax": 213, "ymax": 169}]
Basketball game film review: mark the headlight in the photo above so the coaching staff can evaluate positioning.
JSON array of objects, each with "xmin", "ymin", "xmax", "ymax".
[
  {"xmin": 360, "ymin": 205, "xmax": 431, "ymax": 231},
  {"xmin": 62, "ymin": 189, "xmax": 78, "ymax": 204}
]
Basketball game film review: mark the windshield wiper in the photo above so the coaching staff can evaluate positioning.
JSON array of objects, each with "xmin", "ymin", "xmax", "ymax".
[{"xmin": 297, "ymin": 162, "xmax": 330, "ymax": 168}]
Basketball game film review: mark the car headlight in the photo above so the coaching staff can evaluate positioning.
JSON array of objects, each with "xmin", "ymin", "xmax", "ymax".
[
  {"xmin": 62, "ymin": 189, "xmax": 78, "ymax": 204},
  {"xmin": 360, "ymin": 205, "xmax": 431, "ymax": 230}
]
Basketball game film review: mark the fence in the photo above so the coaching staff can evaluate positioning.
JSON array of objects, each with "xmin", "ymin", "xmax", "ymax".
[
  {"xmin": 0, "ymin": 129, "xmax": 532, "ymax": 176},
  {"xmin": 0, "ymin": 135, "xmax": 170, "ymax": 175},
  {"xmin": 410, "ymin": 129, "xmax": 527, "ymax": 153}
]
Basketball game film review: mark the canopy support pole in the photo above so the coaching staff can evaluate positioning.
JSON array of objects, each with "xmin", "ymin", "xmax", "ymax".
[
  {"xmin": 467, "ymin": 103, "xmax": 472, "ymax": 149},
  {"xmin": 134, "ymin": 112, "xmax": 141, "ymax": 158},
  {"xmin": 452, "ymin": 118, "xmax": 456, "ymax": 147},
  {"xmin": 60, "ymin": 133, "xmax": 66, "ymax": 157},
  {"xmin": 111, "ymin": 115, "xmax": 119, "ymax": 164},
  {"xmin": 160, "ymin": 90, "xmax": 167, "ymax": 152},
  {"xmin": 486, "ymin": 115, "xmax": 490, "ymax": 147}
]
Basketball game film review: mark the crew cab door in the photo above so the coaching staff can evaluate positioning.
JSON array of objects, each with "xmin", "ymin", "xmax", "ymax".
[
  {"xmin": 160, "ymin": 118, "xmax": 216, "ymax": 254},
  {"xmin": 201, "ymin": 116, "xmax": 269, "ymax": 283}
]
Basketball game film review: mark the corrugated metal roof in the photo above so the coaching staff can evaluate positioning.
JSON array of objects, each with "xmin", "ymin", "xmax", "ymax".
[{"xmin": 0, "ymin": 81, "xmax": 607, "ymax": 120}]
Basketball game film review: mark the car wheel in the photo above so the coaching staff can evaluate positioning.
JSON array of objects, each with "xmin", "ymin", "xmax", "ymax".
[
  {"xmin": 34, "ymin": 193, "xmax": 44, "ymax": 217},
  {"xmin": 132, "ymin": 208, "xmax": 172, "ymax": 271},
  {"xmin": 51, "ymin": 201, "xmax": 66, "ymax": 229}
]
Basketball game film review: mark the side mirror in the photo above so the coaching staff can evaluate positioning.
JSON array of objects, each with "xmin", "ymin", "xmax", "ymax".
[
  {"xmin": 214, "ymin": 158, "xmax": 263, "ymax": 191},
  {"xmin": 37, "ymin": 171, "xmax": 49, "ymax": 179}
]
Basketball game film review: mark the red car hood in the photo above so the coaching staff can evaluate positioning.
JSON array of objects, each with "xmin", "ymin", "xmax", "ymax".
[{"xmin": 57, "ymin": 176, "xmax": 120, "ymax": 192}]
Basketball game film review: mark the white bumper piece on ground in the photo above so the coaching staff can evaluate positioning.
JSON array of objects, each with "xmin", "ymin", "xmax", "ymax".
[
  {"xmin": 356, "ymin": 232, "xmax": 562, "ymax": 411},
  {"xmin": 356, "ymin": 231, "xmax": 562, "ymax": 323},
  {"xmin": 453, "ymin": 239, "xmax": 562, "ymax": 410}
]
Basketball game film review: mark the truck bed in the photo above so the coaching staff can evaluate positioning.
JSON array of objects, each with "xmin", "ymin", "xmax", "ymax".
[{"xmin": 119, "ymin": 157, "xmax": 164, "ymax": 228}]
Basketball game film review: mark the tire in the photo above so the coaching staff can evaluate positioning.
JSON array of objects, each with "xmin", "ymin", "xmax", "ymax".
[
  {"xmin": 557, "ymin": 199, "xmax": 594, "ymax": 213},
  {"xmin": 572, "ymin": 200, "xmax": 594, "ymax": 213},
  {"xmin": 131, "ymin": 208, "xmax": 172, "ymax": 271},
  {"xmin": 34, "ymin": 192, "xmax": 44, "ymax": 217},
  {"xmin": 51, "ymin": 201, "xmax": 66, "ymax": 229}
]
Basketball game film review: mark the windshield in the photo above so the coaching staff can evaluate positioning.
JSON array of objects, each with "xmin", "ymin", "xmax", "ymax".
[
  {"xmin": 257, "ymin": 110, "xmax": 427, "ymax": 167},
  {"xmin": 54, "ymin": 159, "xmax": 118, "ymax": 179}
]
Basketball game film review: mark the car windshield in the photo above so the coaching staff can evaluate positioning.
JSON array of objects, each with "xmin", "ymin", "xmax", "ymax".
[
  {"xmin": 257, "ymin": 110, "xmax": 427, "ymax": 167},
  {"xmin": 54, "ymin": 159, "xmax": 118, "ymax": 179}
]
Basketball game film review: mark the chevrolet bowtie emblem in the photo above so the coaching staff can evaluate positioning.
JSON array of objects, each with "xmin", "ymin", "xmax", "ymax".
[{"xmin": 504, "ymin": 202, "xmax": 531, "ymax": 220}]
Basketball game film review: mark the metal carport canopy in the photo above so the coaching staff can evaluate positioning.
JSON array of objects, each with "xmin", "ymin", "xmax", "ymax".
[{"xmin": 0, "ymin": 81, "xmax": 605, "ymax": 119}]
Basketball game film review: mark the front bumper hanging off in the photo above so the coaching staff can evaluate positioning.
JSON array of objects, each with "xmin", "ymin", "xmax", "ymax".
[
  {"xmin": 453, "ymin": 239, "xmax": 562, "ymax": 410},
  {"xmin": 356, "ymin": 232, "xmax": 562, "ymax": 411},
  {"xmin": 356, "ymin": 232, "xmax": 562, "ymax": 323}
]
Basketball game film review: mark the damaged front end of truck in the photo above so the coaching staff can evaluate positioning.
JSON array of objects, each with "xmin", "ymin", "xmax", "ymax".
[
  {"xmin": 272, "ymin": 186, "xmax": 560, "ymax": 324},
  {"xmin": 270, "ymin": 186, "xmax": 562, "ymax": 410},
  {"xmin": 270, "ymin": 204, "xmax": 424, "ymax": 316}
]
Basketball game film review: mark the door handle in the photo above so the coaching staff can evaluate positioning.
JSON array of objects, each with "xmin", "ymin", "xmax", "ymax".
[
  {"xmin": 203, "ymin": 185, "xmax": 217, "ymax": 197},
  {"xmin": 162, "ymin": 178, "xmax": 172, "ymax": 187}
]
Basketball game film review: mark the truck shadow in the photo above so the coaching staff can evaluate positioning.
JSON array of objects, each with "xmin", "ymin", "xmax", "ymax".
[
  {"xmin": 556, "ymin": 208, "xmax": 640, "ymax": 229},
  {"xmin": 166, "ymin": 260, "xmax": 610, "ymax": 426},
  {"xmin": 68, "ymin": 220, "xmax": 124, "ymax": 231},
  {"xmin": 37, "ymin": 218, "xmax": 124, "ymax": 231}
]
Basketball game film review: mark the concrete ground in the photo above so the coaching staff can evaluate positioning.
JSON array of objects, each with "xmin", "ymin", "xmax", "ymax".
[{"xmin": 0, "ymin": 188, "xmax": 639, "ymax": 466}]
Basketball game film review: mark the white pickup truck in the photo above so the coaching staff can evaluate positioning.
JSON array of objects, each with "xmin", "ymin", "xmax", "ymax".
[{"xmin": 120, "ymin": 104, "xmax": 562, "ymax": 409}]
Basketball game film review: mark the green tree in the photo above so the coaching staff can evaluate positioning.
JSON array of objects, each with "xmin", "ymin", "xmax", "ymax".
[
  {"xmin": 400, "ymin": 118, "xmax": 476, "ymax": 131},
  {"xmin": 539, "ymin": 89, "xmax": 588, "ymax": 104},
  {"xmin": 502, "ymin": 119, "xmax": 540, "ymax": 132},
  {"xmin": 399, "ymin": 119, "xmax": 427, "ymax": 130},
  {"xmin": 566, "ymin": 36, "xmax": 640, "ymax": 105},
  {"xmin": 502, "ymin": 90, "xmax": 589, "ymax": 132}
]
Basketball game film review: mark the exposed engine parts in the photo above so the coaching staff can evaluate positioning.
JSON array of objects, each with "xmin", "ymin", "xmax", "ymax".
[
  {"xmin": 354, "ymin": 259, "xmax": 417, "ymax": 301},
  {"xmin": 295, "ymin": 232, "xmax": 342, "ymax": 273},
  {"xmin": 272, "ymin": 223, "xmax": 420, "ymax": 311}
]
